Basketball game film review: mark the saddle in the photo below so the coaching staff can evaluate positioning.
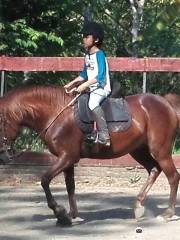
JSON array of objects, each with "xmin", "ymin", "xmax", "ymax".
[{"xmin": 74, "ymin": 93, "xmax": 132, "ymax": 134}]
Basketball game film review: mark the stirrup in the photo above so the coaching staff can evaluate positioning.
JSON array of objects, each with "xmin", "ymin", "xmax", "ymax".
[
  {"xmin": 84, "ymin": 131, "xmax": 98, "ymax": 144},
  {"xmin": 96, "ymin": 134, "xmax": 111, "ymax": 146}
]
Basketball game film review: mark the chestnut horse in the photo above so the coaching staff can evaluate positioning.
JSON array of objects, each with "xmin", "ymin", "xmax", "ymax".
[{"xmin": 0, "ymin": 85, "xmax": 179, "ymax": 226}]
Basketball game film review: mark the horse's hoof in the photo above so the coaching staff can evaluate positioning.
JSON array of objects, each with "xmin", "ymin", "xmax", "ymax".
[
  {"xmin": 69, "ymin": 210, "xmax": 78, "ymax": 219},
  {"xmin": 156, "ymin": 215, "xmax": 167, "ymax": 222},
  {"xmin": 56, "ymin": 214, "xmax": 72, "ymax": 227},
  {"xmin": 134, "ymin": 206, "xmax": 145, "ymax": 219},
  {"xmin": 157, "ymin": 208, "xmax": 175, "ymax": 222},
  {"xmin": 156, "ymin": 214, "xmax": 179, "ymax": 222},
  {"xmin": 72, "ymin": 217, "xmax": 85, "ymax": 223}
]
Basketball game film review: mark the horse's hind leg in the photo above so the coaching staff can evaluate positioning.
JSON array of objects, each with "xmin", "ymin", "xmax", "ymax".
[
  {"xmin": 41, "ymin": 153, "xmax": 73, "ymax": 226},
  {"xmin": 130, "ymin": 146, "xmax": 162, "ymax": 219},
  {"xmin": 155, "ymin": 155, "xmax": 180, "ymax": 220}
]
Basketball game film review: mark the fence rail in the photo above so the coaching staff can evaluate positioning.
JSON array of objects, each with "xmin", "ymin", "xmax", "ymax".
[{"xmin": 0, "ymin": 56, "xmax": 180, "ymax": 72}]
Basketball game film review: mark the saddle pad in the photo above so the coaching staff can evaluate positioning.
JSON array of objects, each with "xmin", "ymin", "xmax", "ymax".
[
  {"xmin": 74, "ymin": 93, "xmax": 132, "ymax": 134},
  {"xmin": 77, "ymin": 93, "xmax": 130, "ymax": 123}
]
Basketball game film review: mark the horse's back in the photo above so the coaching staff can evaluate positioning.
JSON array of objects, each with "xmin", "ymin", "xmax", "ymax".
[
  {"xmin": 126, "ymin": 93, "xmax": 176, "ymax": 122},
  {"xmin": 126, "ymin": 93, "xmax": 178, "ymax": 156},
  {"xmin": 126, "ymin": 93, "xmax": 178, "ymax": 136}
]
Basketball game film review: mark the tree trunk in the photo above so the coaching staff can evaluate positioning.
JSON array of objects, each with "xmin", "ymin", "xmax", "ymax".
[{"xmin": 129, "ymin": 0, "xmax": 145, "ymax": 55}]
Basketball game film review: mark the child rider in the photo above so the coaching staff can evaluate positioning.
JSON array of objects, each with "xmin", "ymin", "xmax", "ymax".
[{"xmin": 64, "ymin": 21, "xmax": 111, "ymax": 146}]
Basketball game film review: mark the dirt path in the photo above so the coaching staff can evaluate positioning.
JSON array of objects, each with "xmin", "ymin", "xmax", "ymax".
[{"xmin": 0, "ymin": 177, "xmax": 180, "ymax": 240}]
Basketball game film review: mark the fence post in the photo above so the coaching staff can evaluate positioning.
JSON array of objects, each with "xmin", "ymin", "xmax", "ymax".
[
  {"xmin": 142, "ymin": 71, "xmax": 147, "ymax": 93},
  {"xmin": 142, "ymin": 56, "xmax": 147, "ymax": 93},
  {"xmin": 1, "ymin": 70, "xmax": 5, "ymax": 97}
]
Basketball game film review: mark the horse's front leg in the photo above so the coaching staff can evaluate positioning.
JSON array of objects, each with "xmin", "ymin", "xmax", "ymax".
[
  {"xmin": 41, "ymin": 152, "xmax": 73, "ymax": 226},
  {"xmin": 64, "ymin": 165, "xmax": 78, "ymax": 219}
]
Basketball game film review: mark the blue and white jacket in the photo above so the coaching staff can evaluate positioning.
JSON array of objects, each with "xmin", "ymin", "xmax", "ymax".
[{"xmin": 80, "ymin": 50, "xmax": 111, "ymax": 94}]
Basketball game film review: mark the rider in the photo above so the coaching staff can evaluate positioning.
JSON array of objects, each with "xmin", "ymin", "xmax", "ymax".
[{"xmin": 64, "ymin": 21, "xmax": 111, "ymax": 146}]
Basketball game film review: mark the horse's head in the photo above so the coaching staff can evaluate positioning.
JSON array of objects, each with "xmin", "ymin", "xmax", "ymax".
[
  {"xmin": 0, "ymin": 102, "xmax": 20, "ymax": 164},
  {"xmin": 0, "ymin": 112, "xmax": 15, "ymax": 163}
]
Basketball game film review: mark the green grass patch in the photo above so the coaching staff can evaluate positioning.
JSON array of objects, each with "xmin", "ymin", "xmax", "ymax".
[{"xmin": 173, "ymin": 135, "xmax": 180, "ymax": 154}]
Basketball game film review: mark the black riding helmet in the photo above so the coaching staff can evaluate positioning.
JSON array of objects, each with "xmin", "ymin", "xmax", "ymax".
[{"xmin": 81, "ymin": 21, "xmax": 104, "ymax": 46}]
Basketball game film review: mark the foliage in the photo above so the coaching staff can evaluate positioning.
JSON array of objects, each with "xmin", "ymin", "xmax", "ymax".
[
  {"xmin": 14, "ymin": 128, "xmax": 46, "ymax": 152},
  {"xmin": 0, "ymin": 19, "xmax": 63, "ymax": 56},
  {"xmin": 1, "ymin": 1, "xmax": 179, "ymax": 91},
  {"xmin": 173, "ymin": 132, "xmax": 180, "ymax": 154},
  {"xmin": 137, "ymin": 1, "xmax": 180, "ymax": 57},
  {"xmin": 1, "ymin": 1, "xmax": 179, "ymax": 58}
]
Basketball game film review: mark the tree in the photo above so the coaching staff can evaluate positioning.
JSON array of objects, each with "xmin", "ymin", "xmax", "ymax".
[
  {"xmin": 0, "ymin": 0, "xmax": 179, "ymax": 93},
  {"xmin": 129, "ymin": 0, "xmax": 146, "ymax": 56}
]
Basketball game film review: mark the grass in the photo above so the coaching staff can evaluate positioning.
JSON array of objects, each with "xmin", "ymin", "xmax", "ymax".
[{"xmin": 173, "ymin": 137, "xmax": 180, "ymax": 154}]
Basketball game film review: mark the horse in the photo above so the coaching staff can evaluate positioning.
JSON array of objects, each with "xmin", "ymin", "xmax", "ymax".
[{"xmin": 0, "ymin": 85, "xmax": 179, "ymax": 226}]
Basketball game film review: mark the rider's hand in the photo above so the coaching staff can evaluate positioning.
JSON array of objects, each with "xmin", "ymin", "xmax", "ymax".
[
  {"xmin": 64, "ymin": 82, "xmax": 72, "ymax": 89},
  {"xmin": 76, "ymin": 84, "xmax": 87, "ymax": 93}
]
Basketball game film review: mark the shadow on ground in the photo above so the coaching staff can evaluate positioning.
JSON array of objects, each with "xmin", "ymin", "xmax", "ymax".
[{"xmin": 0, "ymin": 186, "xmax": 180, "ymax": 240}]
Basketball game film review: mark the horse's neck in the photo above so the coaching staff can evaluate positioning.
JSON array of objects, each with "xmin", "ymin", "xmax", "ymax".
[
  {"xmin": 5, "ymin": 87, "xmax": 72, "ymax": 133},
  {"xmin": 7, "ymin": 96, "xmax": 47, "ymax": 132}
]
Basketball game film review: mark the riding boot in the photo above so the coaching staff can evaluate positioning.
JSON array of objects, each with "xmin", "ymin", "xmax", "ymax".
[{"xmin": 92, "ymin": 106, "xmax": 110, "ymax": 146}]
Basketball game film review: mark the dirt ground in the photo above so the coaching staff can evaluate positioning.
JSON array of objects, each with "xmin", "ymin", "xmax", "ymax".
[{"xmin": 0, "ymin": 167, "xmax": 180, "ymax": 240}]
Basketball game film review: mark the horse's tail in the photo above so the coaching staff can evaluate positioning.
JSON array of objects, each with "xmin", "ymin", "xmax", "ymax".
[{"xmin": 164, "ymin": 93, "xmax": 180, "ymax": 129}]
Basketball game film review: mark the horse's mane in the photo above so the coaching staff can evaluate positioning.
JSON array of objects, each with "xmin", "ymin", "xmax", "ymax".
[
  {"xmin": 3, "ymin": 85, "xmax": 72, "ymax": 107},
  {"xmin": 0, "ymin": 85, "xmax": 73, "ymax": 121}
]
